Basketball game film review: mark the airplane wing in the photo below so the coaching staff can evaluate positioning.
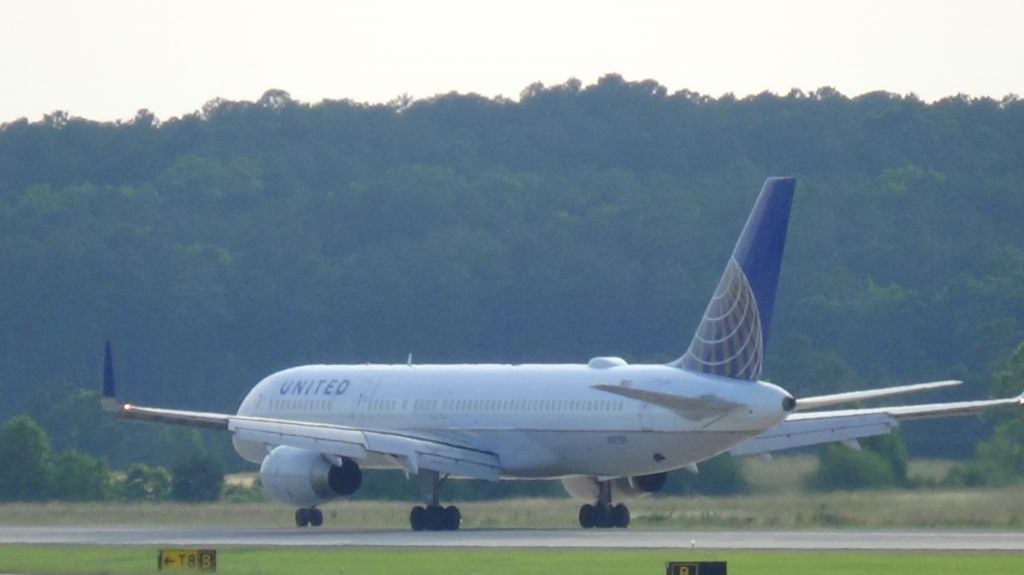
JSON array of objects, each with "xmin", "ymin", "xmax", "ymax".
[
  {"xmin": 108, "ymin": 402, "xmax": 231, "ymax": 429},
  {"xmin": 730, "ymin": 393, "xmax": 1024, "ymax": 457},
  {"xmin": 101, "ymin": 344, "xmax": 501, "ymax": 481},
  {"xmin": 227, "ymin": 417, "xmax": 501, "ymax": 481},
  {"xmin": 795, "ymin": 380, "xmax": 962, "ymax": 411},
  {"xmin": 105, "ymin": 401, "xmax": 501, "ymax": 481}
]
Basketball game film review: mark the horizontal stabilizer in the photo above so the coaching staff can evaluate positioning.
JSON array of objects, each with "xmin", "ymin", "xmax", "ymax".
[
  {"xmin": 593, "ymin": 384, "xmax": 741, "ymax": 420},
  {"xmin": 796, "ymin": 380, "xmax": 962, "ymax": 411}
]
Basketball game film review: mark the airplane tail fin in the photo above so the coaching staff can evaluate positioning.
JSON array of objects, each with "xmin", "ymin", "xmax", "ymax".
[{"xmin": 670, "ymin": 177, "xmax": 796, "ymax": 380}]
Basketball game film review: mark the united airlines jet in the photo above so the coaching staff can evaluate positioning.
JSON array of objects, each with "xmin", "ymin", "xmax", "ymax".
[{"xmin": 102, "ymin": 177, "xmax": 1023, "ymax": 531}]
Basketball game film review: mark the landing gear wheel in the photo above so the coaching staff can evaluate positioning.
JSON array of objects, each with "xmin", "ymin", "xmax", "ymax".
[
  {"xmin": 425, "ymin": 505, "xmax": 444, "ymax": 530},
  {"xmin": 411, "ymin": 504, "xmax": 461, "ymax": 531},
  {"xmin": 442, "ymin": 505, "xmax": 462, "ymax": 530},
  {"xmin": 593, "ymin": 502, "xmax": 612, "ymax": 528},
  {"xmin": 295, "ymin": 508, "xmax": 310, "ymax": 527},
  {"xmin": 579, "ymin": 503, "xmax": 596, "ymax": 528},
  {"xmin": 310, "ymin": 508, "xmax": 324, "ymax": 527},
  {"xmin": 611, "ymin": 504, "xmax": 630, "ymax": 528},
  {"xmin": 410, "ymin": 506, "xmax": 427, "ymax": 531}
]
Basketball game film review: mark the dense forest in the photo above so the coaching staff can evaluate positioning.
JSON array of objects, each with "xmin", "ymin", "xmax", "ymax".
[{"xmin": 2, "ymin": 75, "xmax": 1023, "ymax": 470}]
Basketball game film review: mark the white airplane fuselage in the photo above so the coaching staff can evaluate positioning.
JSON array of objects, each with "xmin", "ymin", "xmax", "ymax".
[{"xmin": 233, "ymin": 362, "xmax": 792, "ymax": 479}]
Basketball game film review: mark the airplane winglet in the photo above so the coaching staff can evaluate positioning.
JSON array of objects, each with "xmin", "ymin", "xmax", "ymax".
[
  {"xmin": 99, "ymin": 342, "xmax": 231, "ymax": 428},
  {"xmin": 101, "ymin": 341, "xmax": 121, "ymax": 412}
]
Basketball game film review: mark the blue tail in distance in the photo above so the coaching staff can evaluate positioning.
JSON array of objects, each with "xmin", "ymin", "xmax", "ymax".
[{"xmin": 671, "ymin": 177, "xmax": 796, "ymax": 380}]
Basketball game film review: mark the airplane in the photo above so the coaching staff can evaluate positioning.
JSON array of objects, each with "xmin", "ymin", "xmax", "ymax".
[{"xmin": 101, "ymin": 176, "xmax": 1024, "ymax": 531}]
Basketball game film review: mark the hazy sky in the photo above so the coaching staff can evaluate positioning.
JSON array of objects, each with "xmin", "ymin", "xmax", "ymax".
[{"xmin": 2, "ymin": 0, "xmax": 1021, "ymax": 123}]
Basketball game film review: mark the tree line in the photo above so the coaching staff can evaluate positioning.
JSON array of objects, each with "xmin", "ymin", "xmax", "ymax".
[
  {"xmin": 1, "ymin": 76, "xmax": 1023, "ymax": 477},
  {"xmin": 0, "ymin": 414, "xmax": 224, "ymax": 502}
]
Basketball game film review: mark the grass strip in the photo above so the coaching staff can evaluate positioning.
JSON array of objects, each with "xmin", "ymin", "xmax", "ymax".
[{"xmin": 1, "ymin": 546, "xmax": 1022, "ymax": 575}]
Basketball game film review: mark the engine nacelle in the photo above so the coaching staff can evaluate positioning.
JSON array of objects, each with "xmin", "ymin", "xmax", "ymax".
[
  {"xmin": 561, "ymin": 472, "xmax": 668, "ymax": 501},
  {"xmin": 259, "ymin": 446, "xmax": 362, "ymax": 507}
]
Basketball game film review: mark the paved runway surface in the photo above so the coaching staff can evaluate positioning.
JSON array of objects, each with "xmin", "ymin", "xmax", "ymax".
[{"xmin": 1, "ymin": 526, "xmax": 1022, "ymax": 550}]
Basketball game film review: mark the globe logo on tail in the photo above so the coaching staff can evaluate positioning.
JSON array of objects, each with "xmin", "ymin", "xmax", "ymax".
[{"xmin": 680, "ymin": 257, "xmax": 764, "ymax": 380}]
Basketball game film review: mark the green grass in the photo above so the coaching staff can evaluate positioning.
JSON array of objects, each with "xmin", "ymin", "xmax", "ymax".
[{"xmin": 0, "ymin": 546, "xmax": 1022, "ymax": 575}]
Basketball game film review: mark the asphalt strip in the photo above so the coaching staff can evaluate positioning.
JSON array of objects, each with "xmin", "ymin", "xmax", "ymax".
[{"xmin": 1, "ymin": 527, "xmax": 1022, "ymax": 551}]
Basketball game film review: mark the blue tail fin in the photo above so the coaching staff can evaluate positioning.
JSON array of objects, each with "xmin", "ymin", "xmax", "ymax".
[{"xmin": 671, "ymin": 177, "xmax": 796, "ymax": 380}]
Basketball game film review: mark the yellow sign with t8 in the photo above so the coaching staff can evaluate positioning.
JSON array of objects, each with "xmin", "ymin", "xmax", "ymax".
[{"xmin": 158, "ymin": 549, "xmax": 216, "ymax": 571}]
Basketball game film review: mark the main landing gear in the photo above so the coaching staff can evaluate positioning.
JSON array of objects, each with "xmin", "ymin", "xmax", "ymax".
[
  {"xmin": 410, "ymin": 504, "xmax": 462, "ymax": 531},
  {"xmin": 410, "ymin": 470, "xmax": 461, "ymax": 531},
  {"xmin": 294, "ymin": 507, "xmax": 324, "ymax": 527},
  {"xmin": 578, "ymin": 480, "xmax": 630, "ymax": 528}
]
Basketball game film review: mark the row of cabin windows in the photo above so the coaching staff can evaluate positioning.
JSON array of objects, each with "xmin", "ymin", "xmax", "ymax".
[
  {"xmin": 268, "ymin": 398, "xmax": 332, "ymax": 412},
  {"xmin": 413, "ymin": 398, "xmax": 625, "ymax": 413},
  {"xmin": 269, "ymin": 397, "xmax": 627, "ymax": 414}
]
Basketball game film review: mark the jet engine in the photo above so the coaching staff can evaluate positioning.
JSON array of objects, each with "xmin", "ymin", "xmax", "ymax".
[
  {"xmin": 259, "ymin": 445, "xmax": 362, "ymax": 507},
  {"xmin": 561, "ymin": 471, "xmax": 668, "ymax": 501}
]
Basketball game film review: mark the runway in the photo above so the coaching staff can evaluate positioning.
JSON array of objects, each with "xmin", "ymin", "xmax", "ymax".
[{"xmin": 1, "ymin": 526, "xmax": 1022, "ymax": 551}]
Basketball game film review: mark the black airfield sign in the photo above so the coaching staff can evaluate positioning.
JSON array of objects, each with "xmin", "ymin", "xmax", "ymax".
[{"xmin": 666, "ymin": 562, "xmax": 727, "ymax": 575}]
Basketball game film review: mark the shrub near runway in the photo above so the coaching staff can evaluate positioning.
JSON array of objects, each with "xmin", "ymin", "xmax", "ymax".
[{"xmin": 0, "ymin": 547, "xmax": 1022, "ymax": 575}]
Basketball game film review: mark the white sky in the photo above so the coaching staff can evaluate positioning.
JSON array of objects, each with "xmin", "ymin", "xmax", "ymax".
[{"xmin": 2, "ymin": 0, "xmax": 1022, "ymax": 123}]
